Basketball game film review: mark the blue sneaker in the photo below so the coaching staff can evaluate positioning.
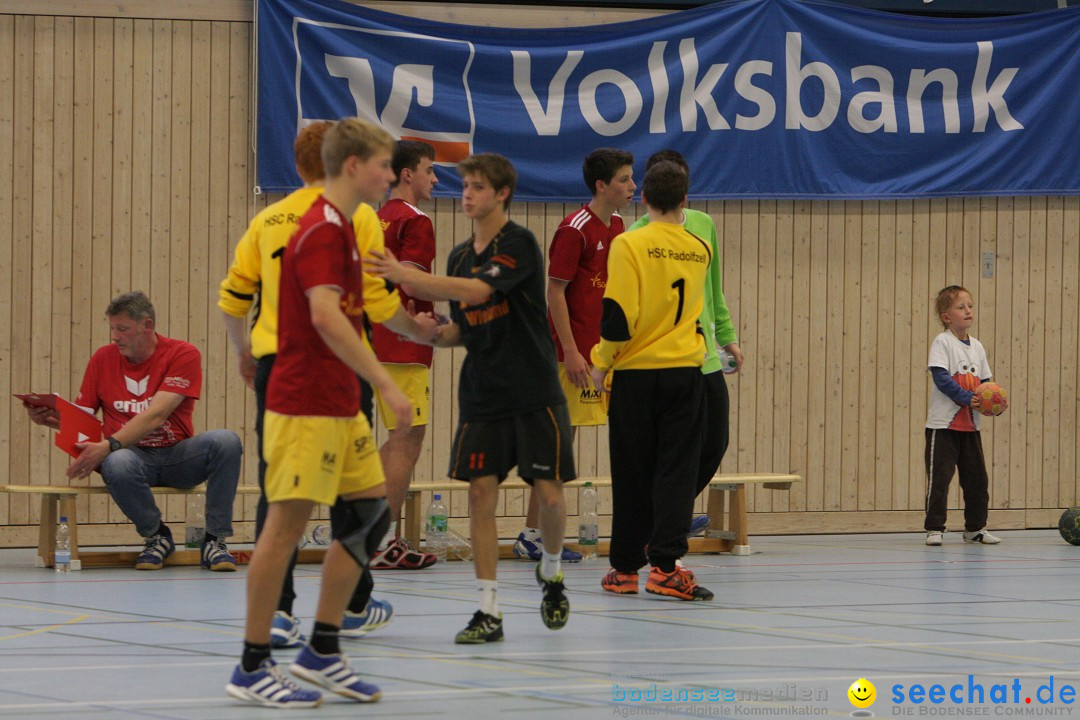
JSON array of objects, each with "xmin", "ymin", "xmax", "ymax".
[
  {"xmin": 201, "ymin": 538, "xmax": 237, "ymax": 571},
  {"xmin": 687, "ymin": 515, "xmax": 710, "ymax": 537},
  {"xmin": 341, "ymin": 598, "xmax": 393, "ymax": 638},
  {"xmin": 270, "ymin": 611, "xmax": 306, "ymax": 648},
  {"xmin": 226, "ymin": 659, "xmax": 322, "ymax": 708},
  {"xmin": 290, "ymin": 646, "xmax": 381, "ymax": 702},
  {"xmin": 512, "ymin": 533, "xmax": 582, "ymax": 563},
  {"xmin": 135, "ymin": 533, "xmax": 175, "ymax": 570}
]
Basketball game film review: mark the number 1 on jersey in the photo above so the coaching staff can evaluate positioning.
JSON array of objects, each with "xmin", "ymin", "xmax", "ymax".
[{"xmin": 671, "ymin": 278, "xmax": 685, "ymax": 325}]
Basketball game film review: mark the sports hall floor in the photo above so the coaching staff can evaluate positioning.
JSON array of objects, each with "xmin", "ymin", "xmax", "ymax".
[{"xmin": 1, "ymin": 531, "xmax": 1078, "ymax": 719}]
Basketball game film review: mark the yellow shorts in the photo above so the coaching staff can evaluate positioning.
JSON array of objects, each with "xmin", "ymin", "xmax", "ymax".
[
  {"xmin": 558, "ymin": 363, "xmax": 609, "ymax": 427},
  {"xmin": 375, "ymin": 364, "xmax": 430, "ymax": 430},
  {"xmin": 263, "ymin": 411, "xmax": 385, "ymax": 506}
]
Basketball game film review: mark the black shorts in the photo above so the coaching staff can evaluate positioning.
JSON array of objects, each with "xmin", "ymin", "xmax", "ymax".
[{"xmin": 448, "ymin": 403, "xmax": 576, "ymax": 483}]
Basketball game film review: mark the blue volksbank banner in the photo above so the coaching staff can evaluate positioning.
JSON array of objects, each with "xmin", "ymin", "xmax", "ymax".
[{"xmin": 256, "ymin": 0, "xmax": 1080, "ymax": 200}]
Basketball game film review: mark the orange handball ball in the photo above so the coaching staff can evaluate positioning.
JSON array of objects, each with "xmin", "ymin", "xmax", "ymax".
[{"xmin": 974, "ymin": 382, "xmax": 1008, "ymax": 417}]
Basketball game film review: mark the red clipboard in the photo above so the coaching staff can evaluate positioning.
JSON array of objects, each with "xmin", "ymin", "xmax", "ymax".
[{"xmin": 14, "ymin": 393, "xmax": 104, "ymax": 458}]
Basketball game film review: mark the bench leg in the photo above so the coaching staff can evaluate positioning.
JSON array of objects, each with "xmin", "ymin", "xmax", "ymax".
[
  {"xmin": 730, "ymin": 485, "xmax": 750, "ymax": 555},
  {"xmin": 403, "ymin": 491, "xmax": 423, "ymax": 549},
  {"xmin": 37, "ymin": 494, "xmax": 59, "ymax": 568},
  {"xmin": 705, "ymin": 486, "xmax": 733, "ymax": 553}
]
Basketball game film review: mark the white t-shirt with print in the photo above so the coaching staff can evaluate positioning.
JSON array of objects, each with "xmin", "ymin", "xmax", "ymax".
[{"xmin": 926, "ymin": 331, "xmax": 992, "ymax": 431}]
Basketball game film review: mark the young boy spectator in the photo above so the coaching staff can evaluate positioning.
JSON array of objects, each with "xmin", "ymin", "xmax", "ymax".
[{"xmin": 923, "ymin": 285, "xmax": 1001, "ymax": 546}]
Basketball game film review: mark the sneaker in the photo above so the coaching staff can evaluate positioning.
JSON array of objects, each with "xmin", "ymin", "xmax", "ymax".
[
  {"xmin": 226, "ymin": 659, "xmax": 323, "ymax": 709},
  {"xmin": 688, "ymin": 515, "xmax": 710, "ymax": 537},
  {"xmin": 290, "ymin": 646, "xmax": 381, "ymax": 702},
  {"xmin": 201, "ymin": 538, "xmax": 237, "ymax": 571},
  {"xmin": 535, "ymin": 563, "xmax": 569, "ymax": 630},
  {"xmin": 511, "ymin": 533, "xmax": 583, "ymax": 563},
  {"xmin": 270, "ymin": 611, "xmax": 306, "ymax": 649},
  {"xmin": 925, "ymin": 531, "xmax": 943, "ymax": 546},
  {"xmin": 601, "ymin": 568, "xmax": 640, "ymax": 594},
  {"xmin": 454, "ymin": 610, "xmax": 504, "ymax": 644},
  {"xmin": 963, "ymin": 529, "xmax": 1002, "ymax": 544},
  {"xmin": 135, "ymin": 533, "xmax": 175, "ymax": 570},
  {"xmin": 645, "ymin": 566, "xmax": 715, "ymax": 601},
  {"xmin": 370, "ymin": 537, "xmax": 436, "ymax": 569},
  {"xmin": 340, "ymin": 598, "xmax": 394, "ymax": 638}
]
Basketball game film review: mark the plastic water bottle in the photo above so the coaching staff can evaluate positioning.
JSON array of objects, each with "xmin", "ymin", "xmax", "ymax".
[
  {"xmin": 55, "ymin": 516, "xmax": 71, "ymax": 573},
  {"xmin": 311, "ymin": 524, "xmax": 331, "ymax": 545},
  {"xmin": 578, "ymin": 482, "xmax": 599, "ymax": 560},
  {"xmin": 185, "ymin": 493, "xmax": 205, "ymax": 548},
  {"xmin": 425, "ymin": 494, "xmax": 448, "ymax": 563},
  {"xmin": 719, "ymin": 348, "xmax": 738, "ymax": 374},
  {"xmin": 446, "ymin": 528, "xmax": 472, "ymax": 561}
]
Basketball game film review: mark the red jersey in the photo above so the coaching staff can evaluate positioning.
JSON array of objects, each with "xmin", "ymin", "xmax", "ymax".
[
  {"xmin": 267, "ymin": 196, "xmax": 367, "ymax": 417},
  {"xmin": 371, "ymin": 198, "xmax": 435, "ymax": 366},
  {"xmin": 547, "ymin": 205, "xmax": 623, "ymax": 361},
  {"xmin": 75, "ymin": 335, "xmax": 201, "ymax": 447}
]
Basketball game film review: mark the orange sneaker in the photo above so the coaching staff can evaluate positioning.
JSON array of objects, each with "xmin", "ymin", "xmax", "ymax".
[
  {"xmin": 645, "ymin": 566, "xmax": 714, "ymax": 601},
  {"xmin": 601, "ymin": 568, "xmax": 639, "ymax": 594}
]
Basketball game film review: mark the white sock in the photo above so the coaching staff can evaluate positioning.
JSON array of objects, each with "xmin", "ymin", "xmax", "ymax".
[
  {"xmin": 540, "ymin": 550, "xmax": 562, "ymax": 580},
  {"xmin": 478, "ymin": 579, "xmax": 499, "ymax": 616},
  {"xmin": 522, "ymin": 527, "xmax": 541, "ymax": 540},
  {"xmin": 378, "ymin": 522, "xmax": 397, "ymax": 550}
]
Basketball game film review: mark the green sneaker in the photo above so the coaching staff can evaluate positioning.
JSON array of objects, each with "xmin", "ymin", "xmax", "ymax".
[
  {"xmin": 454, "ymin": 611, "xmax": 504, "ymax": 644},
  {"xmin": 535, "ymin": 563, "xmax": 570, "ymax": 630}
]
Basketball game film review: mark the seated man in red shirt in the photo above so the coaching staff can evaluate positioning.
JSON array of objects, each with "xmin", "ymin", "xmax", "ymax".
[{"xmin": 25, "ymin": 291, "xmax": 241, "ymax": 571}]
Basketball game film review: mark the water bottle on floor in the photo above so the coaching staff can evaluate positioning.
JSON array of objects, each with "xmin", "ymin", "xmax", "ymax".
[
  {"xmin": 185, "ymin": 493, "xmax": 205, "ymax": 548},
  {"xmin": 578, "ymin": 482, "xmax": 598, "ymax": 560},
  {"xmin": 55, "ymin": 516, "xmax": 71, "ymax": 573},
  {"xmin": 311, "ymin": 524, "xmax": 331, "ymax": 545},
  {"xmin": 425, "ymin": 494, "xmax": 448, "ymax": 563}
]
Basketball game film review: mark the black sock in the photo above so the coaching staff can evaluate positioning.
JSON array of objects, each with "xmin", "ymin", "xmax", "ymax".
[
  {"xmin": 278, "ymin": 600, "xmax": 294, "ymax": 616},
  {"xmin": 202, "ymin": 532, "xmax": 218, "ymax": 545},
  {"xmin": 310, "ymin": 621, "xmax": 340, "ymax": 656},
  {"xmin": 242, "ymin": 641, "xmax": 271, "ymax": 672},
  {"xmin": 156, "ymin": 523, "xmax": 172, "ymax": 539},
  {"xmin": 655, "ymin": 562, "xmax": 676, "ymax": 574}
]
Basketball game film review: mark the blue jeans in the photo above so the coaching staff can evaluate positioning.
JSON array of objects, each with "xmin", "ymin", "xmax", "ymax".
[{"xmin": 100, "ymin": 430, "xmax": 242, "ymax": 538}]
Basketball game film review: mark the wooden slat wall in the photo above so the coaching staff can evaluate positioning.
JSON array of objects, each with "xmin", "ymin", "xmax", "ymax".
[{"xmin": 1, "ymin": 6, "xmax": 1078, "ymax": 547}]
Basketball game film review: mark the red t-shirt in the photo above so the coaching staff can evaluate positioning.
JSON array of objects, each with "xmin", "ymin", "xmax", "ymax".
[
  {"xmin": 267, "ymin": 196, "xmax": 366, "ymax": 417},
  {"xmin": 547, "ymin": 205, "xmax": 623, "ymax": 361},
  {"xmin": 371, "ymin": 198, "xmax": 435, "ymax": 366},
  {"xmin": 75, "ymin": 335, "xmax": 202, "ymax": 447}
]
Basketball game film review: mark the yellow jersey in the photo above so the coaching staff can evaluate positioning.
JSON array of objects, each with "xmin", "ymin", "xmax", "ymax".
[
  {"xmin": 218, "ymin": 187, "xmax": 398, "ymax": 358},
  {"xmin": 591, "ymin": 221, "xmax": 710, "ymax": 379}
]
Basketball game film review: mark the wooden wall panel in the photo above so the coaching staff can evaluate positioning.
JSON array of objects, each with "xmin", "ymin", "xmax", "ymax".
[{"xmin": 2, "ymin": 6, "xmax": 1079, "ymax": 548}]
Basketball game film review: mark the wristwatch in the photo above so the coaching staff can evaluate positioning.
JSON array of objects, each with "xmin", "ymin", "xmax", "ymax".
[{"xmin": 107, "ymin": 437, "xmax": 122, "ymax": 453}]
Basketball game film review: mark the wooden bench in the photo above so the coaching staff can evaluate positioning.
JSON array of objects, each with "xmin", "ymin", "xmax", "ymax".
[
  {"xmin": 0, "ymin": 484, "xmax": 286, "ymax": 570},
  {"xmin": 2, "ymin": 471, "xmax": 799, "ymax": 568},
  {"xmin": 401, "ymin": 473, "xmax": 801, "ymax": 558}
]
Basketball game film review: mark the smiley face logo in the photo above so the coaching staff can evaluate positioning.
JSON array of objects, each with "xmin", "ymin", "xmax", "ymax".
[{"xmin": 848, "ymin": 678, "xmax": 876, "ymax": 708}]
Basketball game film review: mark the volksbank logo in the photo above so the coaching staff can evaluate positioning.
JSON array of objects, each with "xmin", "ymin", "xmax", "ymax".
[
  {"xmin": 512, "ymin": 34, "xmax": 1021, "ymax": 138},
  {"xmin": 294, "ymin": 19, "xmax": 475, "ymax": 163}
]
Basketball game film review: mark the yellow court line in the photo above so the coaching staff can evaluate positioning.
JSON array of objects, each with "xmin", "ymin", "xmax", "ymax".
[
  {"xmin": 0, "ymin": 614, "xmax": 89, "ymax": 642},
  {"xmin": 0, "ymin": 600, "xmax": 108, "ymax": 619}
]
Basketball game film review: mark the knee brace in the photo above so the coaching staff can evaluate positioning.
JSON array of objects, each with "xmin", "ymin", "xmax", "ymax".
[{"xmin": 338, "ymin": 497, "xmax": 390, "ymax": 568}]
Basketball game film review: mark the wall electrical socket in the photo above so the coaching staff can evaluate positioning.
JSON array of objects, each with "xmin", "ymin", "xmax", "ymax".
[{"xmin": 982, "ymin": 252, "xmax": 995, "ymax": 278}]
